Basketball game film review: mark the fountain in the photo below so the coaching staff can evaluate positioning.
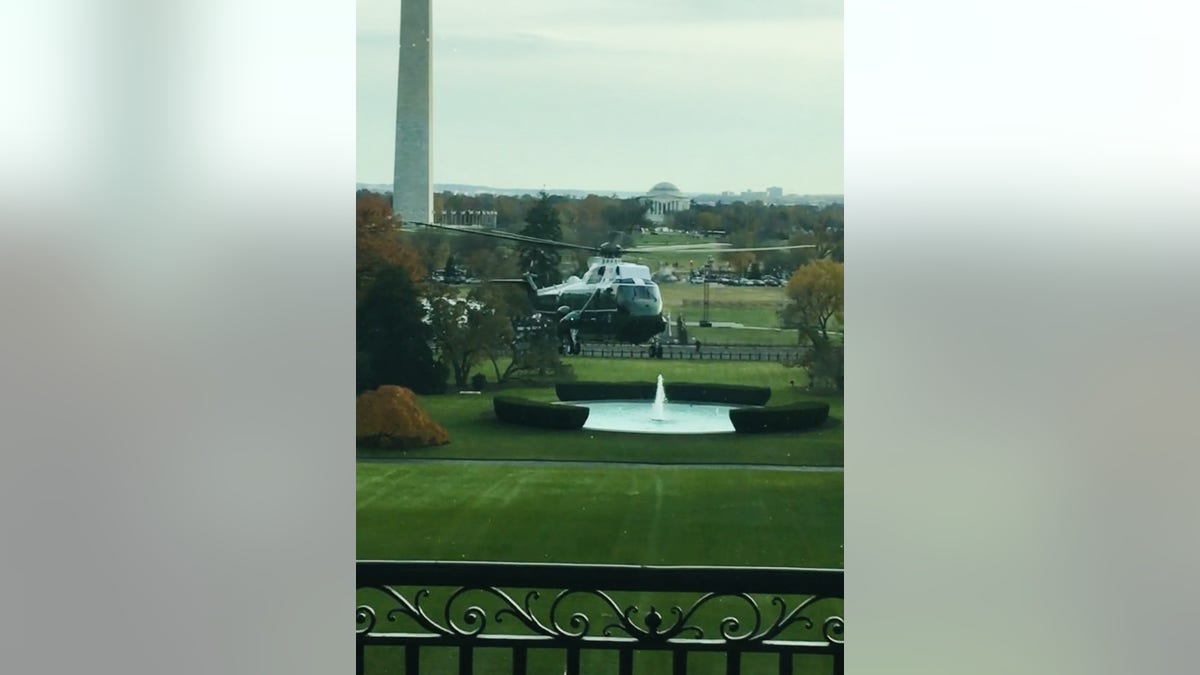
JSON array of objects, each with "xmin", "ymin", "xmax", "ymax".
[
  {"xmin": 650, "ymin": 374, "xmax": 668, "ymax": 421},
  {"xmin": 568, "ymin": 376, "xmax": 740, "ymax": 435}
]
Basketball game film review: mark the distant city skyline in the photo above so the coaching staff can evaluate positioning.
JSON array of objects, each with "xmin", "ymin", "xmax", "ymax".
[
  {"xmin": 357, "ymin": 0, "xmax": 843, "ymax": 195},
  {"xmin": 356, "ymin": 180, "xmax": 843, "ymax": 201}
]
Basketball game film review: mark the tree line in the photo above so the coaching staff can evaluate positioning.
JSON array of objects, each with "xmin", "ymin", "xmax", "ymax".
[
  {"xmin": 365, "ymin": 189, "xmax": 843, "ymax": 278},
  {"xmin": 358, "ymin": 189, "xmax": 843, "ymax": 395}
]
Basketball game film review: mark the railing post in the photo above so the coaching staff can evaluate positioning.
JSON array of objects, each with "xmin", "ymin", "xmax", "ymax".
[
  {"xmin": 673, "ymin": 649, "xmax": 687, "ymax": 675},
  {"xmin": 406, "ymin": 645, "xmax": 419, "ymax": 675},
  {"xmin": 459, "ymin": 645, "xmax": 473, "ymax": 675},
  {"xmin": 778, "ymin": 651, "xmax": 792, "ymax": 675},
  {"xmin": 565, "ymin": 646, "xmax": 581, "ymax": 675},
  {"xmin": 725, "ymin": 650, "xmax": 741, "ymax": 675},
  {"xmin": 618, "ymin": 648, "xmax": 633, "ymax": 675},
  {"xmin": 511, "ymin": 647, "xmax": 527, "ymax": 675}
]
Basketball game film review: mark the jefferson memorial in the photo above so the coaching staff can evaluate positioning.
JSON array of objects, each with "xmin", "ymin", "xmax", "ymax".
[{"xmin": 639, "ymin": 182, "xmax": 691, "ymax": 225}]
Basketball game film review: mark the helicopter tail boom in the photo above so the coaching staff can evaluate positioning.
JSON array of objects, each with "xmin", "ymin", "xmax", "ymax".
[{"xmin": 488, "ymin": 273, "xmax": 540, "ymax": 303}]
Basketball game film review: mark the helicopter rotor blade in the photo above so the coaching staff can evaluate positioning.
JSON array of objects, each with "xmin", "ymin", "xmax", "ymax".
[
  {"xmin": 397, "ymin": 220, "xmax": 597, "ymax": 252},
  {"xmin": 625, "ymin": 243, "xmax": 817, "ymax": 253}
]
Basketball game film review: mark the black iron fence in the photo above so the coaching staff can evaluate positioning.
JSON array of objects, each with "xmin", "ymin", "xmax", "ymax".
[
  {"xmin": 358, "ymin": 561, "xmax": 843, "ymax": 675},
  {"xmin": 577, "ymin": 345, "xmax": 805, "ymax": 363}
]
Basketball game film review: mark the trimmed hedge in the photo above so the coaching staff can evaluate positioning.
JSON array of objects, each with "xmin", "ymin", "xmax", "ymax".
[
  {"xmin": 556, "ymin": 381, "xmax": 771, "ymax": 406},
  {"xmin": 493, "ymin": 396, "xmax": 590, "ymax": 430},
  {"xmin": 729, "ymin": 401, "xmax": 830, "ymax": 434},
  {"xmin": 665, "ymin": 382, "xmax": 771, "ymax": 406},
  {"xmin": 556, "ymin": 381, "xmax": 655, "ymax": 401}
]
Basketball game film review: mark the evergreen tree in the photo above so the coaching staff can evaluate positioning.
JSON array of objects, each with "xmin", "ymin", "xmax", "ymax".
[
  {"xmin": 357, "ymin": 267, "xmax": 446, "ymax": 394},
  {"xmin": 518, "ymin": 193, "xmax": 564, "ymax": 285}
]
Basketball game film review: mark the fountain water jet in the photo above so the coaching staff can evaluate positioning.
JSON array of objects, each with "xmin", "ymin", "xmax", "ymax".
[
  {"xmin": 651, "ymin": 374, "xmax": 668, "ymax": 421},
  {"xmin": 565, "ymin": 375, "xmax": 742, "ymax": 434}
]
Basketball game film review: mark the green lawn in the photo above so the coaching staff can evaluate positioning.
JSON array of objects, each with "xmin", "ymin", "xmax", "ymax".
[
  {"xmin": 629, "ymin": 232, "xmax": 709, "ymax": 247},
  {"xmin": 358, "ymin": 463, "xmax": 844, "ymax": 674},
  {"xmin": 657, "ymin": 284, "xmax": 843, "ymax": 343},
  {"xmin": 357, "ymin": 357, "xmax": 843, "ymax": 674},
  {"xmin": 661, "ymin": 283, "xmax": 788, "ymax": 306},
  {"xmin": 361, "ymin": 359, "xmax": 843, "ymax": 466},
  {"xmin": 659, "ymin": 283, "xmax": 797, "ymax": 345},
  {"xmin": 661, "ymin": 284, "xmax": 787, "ymax": 328},
  {"xmin": 358, "ymin": 464, "xmax": 842, "ymax": 566},
  {"xmin": 686, "ymin": 326, "xmax": 800, "ymax": 346}
]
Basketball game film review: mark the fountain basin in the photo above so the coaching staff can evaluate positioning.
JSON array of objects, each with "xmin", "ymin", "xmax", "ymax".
[{"xmin": 568, "ymin": 399, "xmax": 741, "ymax": 435}]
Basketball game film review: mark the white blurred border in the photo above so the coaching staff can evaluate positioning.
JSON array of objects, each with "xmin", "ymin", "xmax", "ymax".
[
  {"xmin": 3, "ymin": 0, "xmax": 1200, "ymax": 673},
  {"xmin": 849, "ymin": 1, "xmax": 1200, "ymax": 673},
  {"xmin": 0, "ymin": 1, "xmax": 352, "ymax": 674}
]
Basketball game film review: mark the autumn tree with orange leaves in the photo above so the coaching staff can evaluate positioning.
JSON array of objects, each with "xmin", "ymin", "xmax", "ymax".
[
  {"xmin": 780, "ymin": 260, "xmax": 844, "ymax": 392},
  {"xmin": 357, "ymin": 190, "xmax": 424, "ymax": 301}
]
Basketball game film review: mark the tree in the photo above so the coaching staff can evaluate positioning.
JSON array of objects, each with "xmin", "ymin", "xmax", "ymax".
[
  {"xmin": 781, "ymin": 261, "xmax": 843, "ymax": 340},
  {"xmin": 467, "ymin": 284, "xmax": 568, "ymax": 384},
  {"xmin": 602, "ymin": 198, "xmax": 650, "ymax": 235},
  {"xmin": 491, "ymin": 314, "xmax": 568, "ymax": 383},
  {"xmin": 697, "ymin": 212, "xmax": 722, "ymax": 234},
  {"xmin": 408, "ymin": 230, "xmax": 451, "ymax": 279},
  {"xmin": 720, "ymin": 251, "xmax": 756, "ymax": 276},
  {"xmin": 465, "ymin": 247, "xmax": 519, "ymax": 282},
  {"xmin": 780, "ymin": 261, "xmax": 844, "ymax": 391},
  {"xmin": 518, "ymin": 193, "xmax": 564, "ymax": 285},
  {"xmin": 357, "ymin": 193, "xmax": 424, "ymax": 300},
  {"xmin": 357, "ymin": 267, "xmax": 446, "ymax": 394},
  {"xmin": 425, "ymin": 290, "xmax": 514, "ymax": 389}
]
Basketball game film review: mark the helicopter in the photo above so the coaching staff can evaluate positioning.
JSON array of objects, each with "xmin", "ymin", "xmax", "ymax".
[{"xmin": 399, "ymin": 219, "xmax": 814, "ymax": 354}]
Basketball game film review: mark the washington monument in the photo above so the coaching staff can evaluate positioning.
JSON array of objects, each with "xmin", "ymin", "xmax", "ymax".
[{"xmin": 393, "ymin": 0, "xmax": 432, "ymax": 224}]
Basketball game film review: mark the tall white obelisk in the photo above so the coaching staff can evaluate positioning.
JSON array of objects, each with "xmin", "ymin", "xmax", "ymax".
[{"xmin": 393, "ymin": 0, "xmax": 432, "ymax": 224}]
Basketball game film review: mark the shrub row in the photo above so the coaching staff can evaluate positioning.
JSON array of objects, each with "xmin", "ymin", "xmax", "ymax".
[
  {"xmin": 556, "ymin": 381, "xmax": 655, "ymax": 401},
  {"xmin": 493, "ymin": 396, "xmax": 590, "ymax": 430},
  {"xmin": 729, "ymin": 401, "xmax": 830, "ymax": 433},
  {"xmin": 665, "ymin": 382, "xmax": 771, "ymax": 406},
  {"xmin": 556, "ymin": 381, "xmax": 771, "ymax": 406}
]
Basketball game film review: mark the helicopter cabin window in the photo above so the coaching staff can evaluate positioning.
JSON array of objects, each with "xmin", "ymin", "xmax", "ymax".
[{"xmin": 595, "ymin": 287, "xmax": 617, "ymax": 310}]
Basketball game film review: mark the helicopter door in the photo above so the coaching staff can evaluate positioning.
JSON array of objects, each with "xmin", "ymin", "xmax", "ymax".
[{"xmin": 576, "ymin": 288, "xmax": 617, "ymax": 335}]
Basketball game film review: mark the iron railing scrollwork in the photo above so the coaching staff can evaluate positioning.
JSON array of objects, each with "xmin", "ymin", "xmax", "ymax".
[{"xmin": 357, "ymin": 560, "xmax": 843, "ymax": 675}]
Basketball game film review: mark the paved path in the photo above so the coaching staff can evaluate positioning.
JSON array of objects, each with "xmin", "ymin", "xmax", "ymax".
[{"xmin": 356, "ymin": 457, "xmax": 843, "ymax": 473}]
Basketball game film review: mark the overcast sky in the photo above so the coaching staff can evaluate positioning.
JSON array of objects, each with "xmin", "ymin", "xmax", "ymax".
[{"xmin": 357, "ymin": 0, "xmax": 842, "ymax": 195}]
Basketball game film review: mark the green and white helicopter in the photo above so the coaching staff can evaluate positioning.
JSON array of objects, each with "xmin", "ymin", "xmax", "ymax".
[{"xmin": 401, "ymin": 220, "xmax": 813, "ymax": 354}]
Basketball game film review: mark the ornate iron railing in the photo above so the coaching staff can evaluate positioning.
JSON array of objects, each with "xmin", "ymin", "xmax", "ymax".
[{"xmin": 358, "ymin": 561, "xmax": 843, "ymax": 675}]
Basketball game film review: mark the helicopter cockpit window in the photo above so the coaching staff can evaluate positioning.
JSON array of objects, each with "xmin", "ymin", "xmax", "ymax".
[
  {"xmin": 616, "ymin": 284, "xmax": 660, "ymax": 304},
  {"xmin": 587, "ymin": 266, "xmax": 606, "ymax": 284}
]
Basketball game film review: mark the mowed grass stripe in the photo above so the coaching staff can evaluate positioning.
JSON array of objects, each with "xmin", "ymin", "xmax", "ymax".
[{"xmin": 357, "ymin": 464, "xmax": 843, "ymax": 568}]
